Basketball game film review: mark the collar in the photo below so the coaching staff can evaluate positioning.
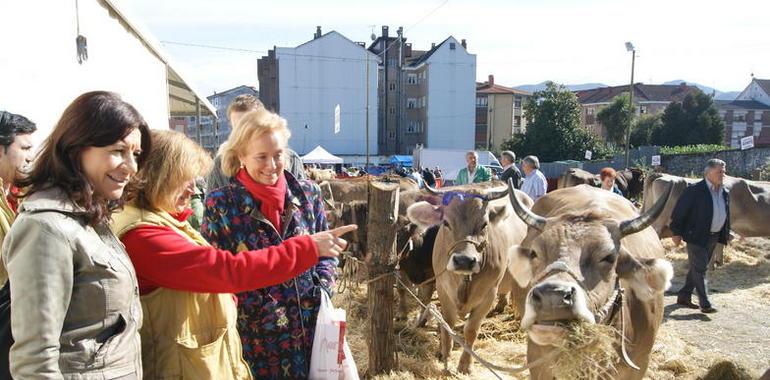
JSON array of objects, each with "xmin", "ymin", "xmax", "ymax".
[
  {"xmin": 503, "ymin": 164, "xmax": 513, "ymax": 171},
  {"xmin": 525, "ymin": 169, "xmax": 539, "ymax": 179},
  {"xmin": 705, "ymin": 178, "xmax": 722, "ymax": 193},
  {"xmin": 19, "ymin": 186, "xmax": 89, "ymax": 215}
]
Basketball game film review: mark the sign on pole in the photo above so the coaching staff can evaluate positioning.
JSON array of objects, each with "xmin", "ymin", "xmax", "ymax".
[
  {"xmin": 334, "ymin": 104, "xmax": 341, "ymax": 134},
  {"xmin": 740, "ymin": 135, "xmax": 754, "ymax": 150},
  {"xmin": 584, "ymin": 150, "xmax": 592, "ymax": 160},
  {"xmin": 651, "ymin": 155, "xmax": 661, "ymax": 166}
]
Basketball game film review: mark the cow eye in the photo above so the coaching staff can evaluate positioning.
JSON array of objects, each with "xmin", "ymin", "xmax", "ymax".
[
  {"xmin": 600, "ymin": 254, "xmax": 617, "ymax": 264},
  {"xmin": 442, "ymin": 220, "xmax": 451, "ymax": 230},
  {"xmin": 527, "ymin": 249, "xmax": 538, "ymax": 260}
]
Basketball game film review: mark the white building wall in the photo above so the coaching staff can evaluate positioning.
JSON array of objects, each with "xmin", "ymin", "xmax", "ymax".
[
  {"xmin": 424, "ymin": 37, "xmax": 476, "ymax": 150},
  {"xmin": 0, "ymin": 1, "xmax": 169, "ymax": 145},
  {"xmin": 736, "ymin": 82, "xmax": 770, "ymax": 106},
  {"xmin": 277, "ymin": 32, "xmax": 379, "ymax": 155}
]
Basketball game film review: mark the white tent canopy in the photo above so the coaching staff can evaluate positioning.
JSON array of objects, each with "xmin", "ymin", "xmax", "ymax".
[{"xmin": 301, "ymin": 145, "xmax": 343, "ymax": 164}]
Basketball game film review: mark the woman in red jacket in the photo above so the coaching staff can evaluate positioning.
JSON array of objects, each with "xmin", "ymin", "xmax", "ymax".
[{"xmin": 111, "ymin": 130, "xmax": 355, "ymax": 379}]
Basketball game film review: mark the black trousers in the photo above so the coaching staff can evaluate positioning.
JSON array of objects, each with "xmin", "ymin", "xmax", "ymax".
[{"xmin": 678, "ymin": 235, "xmax": 719, "ymax": 309}]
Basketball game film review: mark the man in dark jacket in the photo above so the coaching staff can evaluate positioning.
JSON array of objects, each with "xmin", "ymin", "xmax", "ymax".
[
  {"xmin": 499, "ymin": 150, "xmax": 522, "ymax": 189},
  {"xmin": 670, "ymin": 159, "xmax": 729, "ymax": 314}
]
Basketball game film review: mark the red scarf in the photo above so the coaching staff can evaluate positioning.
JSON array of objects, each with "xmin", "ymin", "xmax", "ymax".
[{"xmin": 236, "ymin": 168, "xmax": 287, "ymax": 233}]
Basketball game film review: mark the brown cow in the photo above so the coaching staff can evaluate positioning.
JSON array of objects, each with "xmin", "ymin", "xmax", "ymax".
[
  {"xmin": 643, "ymin": 173, "xmax": 770, "ymax": 238},
  {"xmin": 558, "ymin": 167, "xmax": 645, "ymax": 199},
  {"xmin": 407, "ymin": 185, "xmax": 531, "ymax": 374},
  {"xmin": 507, "ymin": 183, "xmax": 674, "ymax": 379}
]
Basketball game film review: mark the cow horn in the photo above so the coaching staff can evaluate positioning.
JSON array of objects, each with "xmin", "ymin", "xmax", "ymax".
[
  {"xmin": 423, "ymin": 183, "xmax": 444, "ymax": 196},
  {"xmin": 507, "ymin": 178, "xmax": 546, "ymax": 231},
  {"xmin": 619, "ymin": 182, "xmax": 673, "ymax": 237},
  {"xmin": 483, "ymin": 187, "xmax": 509, "ymax": 201}
]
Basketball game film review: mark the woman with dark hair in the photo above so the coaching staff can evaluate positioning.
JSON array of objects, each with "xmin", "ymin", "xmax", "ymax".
[{"xmin": 2, "ymin": 91, "xmax": 150, "ymax": 379}]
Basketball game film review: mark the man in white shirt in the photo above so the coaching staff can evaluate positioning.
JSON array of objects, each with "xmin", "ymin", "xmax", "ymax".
[{"xmin": 520, "ymin": 155, "xmax": 548, "ymax": 201}]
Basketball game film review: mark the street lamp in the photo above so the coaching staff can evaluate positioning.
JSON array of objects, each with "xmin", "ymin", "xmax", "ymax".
[{"xmin": 624, "ymin": 42, "xmax": 635, "ymax": 169}]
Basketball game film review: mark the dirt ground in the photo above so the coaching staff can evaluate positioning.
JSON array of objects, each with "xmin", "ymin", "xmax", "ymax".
[{"xmin": 338, "ymin": 237, "xmax": 770, "ymax": 379}]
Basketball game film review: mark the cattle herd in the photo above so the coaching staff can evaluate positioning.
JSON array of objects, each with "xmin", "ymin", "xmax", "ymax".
[{"xmin": 317, "ymin": 167, "xmax": 770, "ymax": 379}]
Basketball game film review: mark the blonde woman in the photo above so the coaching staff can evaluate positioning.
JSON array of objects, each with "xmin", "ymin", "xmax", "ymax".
[
  {"xmin": 203, "ymin": 108, "xmax": 342, "ymax": 379},
  {"xmin": 111, "ymin": 130, "xmax": 354, "ymax": 379}
]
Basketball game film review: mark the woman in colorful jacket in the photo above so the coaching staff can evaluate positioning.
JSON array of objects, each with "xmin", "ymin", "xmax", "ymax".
[
  {"xmin": 111, "ymin": 130, "xmax": 354, "ymax": 379},
  {"xmin": 202, "ymin": 108, "xmax": 341, "ymax": 379},
  {"xmin": 4, "ymin": 91, "xmax": 150, "ymax": 379}
]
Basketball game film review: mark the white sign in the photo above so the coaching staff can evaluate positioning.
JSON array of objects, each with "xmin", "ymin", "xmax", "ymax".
[
  {"xmin": 651, "ymin": 155, "xmax": 661, "ymax": 166},
  {"xmin": 584, "ymin": 150, "xmax": 592, "ymax": 160},
  {"xmin": 740, "ymin": 135, "xmax": 754, "ymax": 150},
  {"xmin": 334, "ymin": 104, "xmax": 341, "ymax": 134}
]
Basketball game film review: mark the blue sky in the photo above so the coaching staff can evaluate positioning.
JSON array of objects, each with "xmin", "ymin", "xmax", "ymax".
[{"xmin": 120, "ymin": 0, "xmax": 769, "ymax": 96}]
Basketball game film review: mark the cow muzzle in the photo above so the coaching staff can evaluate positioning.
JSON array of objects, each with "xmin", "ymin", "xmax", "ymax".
[
  {"xmin": 447, "ymin": 253, "xmax": 481, "ymax": 275},
  {"xmin": 522, "ymin": 279, "xmax": 595, "ymax": 347}
]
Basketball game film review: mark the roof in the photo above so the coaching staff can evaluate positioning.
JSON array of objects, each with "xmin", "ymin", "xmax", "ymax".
[
  {"xmin": 301, "ymin": 145, "xmax": 343, "ymax": 164},
  {"xmin": 101, "ymin": 0, "xmax": 217, "ymax": 116},
  {"xmin": 407, "ymin": 37, "xmax": 451, "ymax": 67},
  {"xmin": 288, "ymin": 30, "xmax": 378, "ymax": 60},
  {"xmin": 714, "ymin": 99, "xmax": 770, "ymax": 110},
  {"xmin": 389, "ymin": 155, "xmax": 413, "ymax": 166},
  {"xmin": 575, "ymin": 83, "xmax": 700, "ymax": 104},
  {"xmin": 208, "ymin": 85, "xmax": 257, "ymax": 101},
  {"xmin": 754, "ymin": 79, "xmax": 770, "ymax": 96},
  {"xmin": 477, "ymin": 82, "xmax": 531, "ymax": 96}
]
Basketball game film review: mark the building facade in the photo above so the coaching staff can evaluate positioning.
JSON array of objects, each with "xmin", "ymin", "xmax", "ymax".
[
  {"xmin": 475, "ymin": 75, "xmax": 530, "ymax": 150},
  {"xmin": 369, "ymin": 27, "xmax": 476, "ymax": 155},
  {"xmin": 258, "ymin": 27, "xmax": 379, "ymax": 156},
  {"xmin": 575, "ymin": 83, "xmax": 700, "ymax": 139},
  {"xmin": 716, "ymin": 78, "xmax": 770, "ymax": 147}
]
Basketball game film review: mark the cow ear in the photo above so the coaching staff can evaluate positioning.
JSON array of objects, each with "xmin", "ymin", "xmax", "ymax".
[
  {"xmin": 508, "ymin": 245, "xmax": 534, "ymax": 287},
  {"xmin": 616, "ymin": 249, "xmax": 673, "ymax": 302},
  {"xmin": 488, "ymin": 204, "xmax": 510, "ymax": 224},
  {"xmin": 406, "ymin": 201, "xmax": 443, "ymax": 229}
]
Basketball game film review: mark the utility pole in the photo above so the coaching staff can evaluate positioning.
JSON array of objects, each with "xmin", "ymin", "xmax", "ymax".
[{"xmin": 624, "ymin": 42, "xmax": 635, "ymax": 168}]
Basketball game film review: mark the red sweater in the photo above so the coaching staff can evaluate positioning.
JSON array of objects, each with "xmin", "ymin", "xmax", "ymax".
[{"xmin": 121, "ymin": 222, "xmax": 319, "ymax": 295}]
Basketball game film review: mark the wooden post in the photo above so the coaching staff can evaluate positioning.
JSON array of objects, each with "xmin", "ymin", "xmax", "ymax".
[{"xmin": 366, "ymin": 181, "xmax": 399, "ymax": 375}]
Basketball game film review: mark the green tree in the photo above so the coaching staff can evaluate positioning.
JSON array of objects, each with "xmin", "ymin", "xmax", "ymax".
[
  {"xmin": 500, "ymin": 82, "xmax": 610, "ymax": 162},
  {"xmin": 630, "ymin": 114, "xmax": 662, "ymax": 147},
  {"xmin": 596, "ymin": 93, "xmax": 632, "ymax": 146},
  {"xmin": 652, "ymin": 91, "xmax": 725, "ymax": 146}
]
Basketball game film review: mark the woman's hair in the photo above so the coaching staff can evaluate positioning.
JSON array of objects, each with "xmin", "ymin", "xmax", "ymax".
[
  {"xmin": 16, "ymin": 91, "xmax": 151, "ymax": 225},
  {"xmin": 599, "ymin": 167, "xmax": 617, "ymax": 180},
  {"xmin": 220, "ymin": 108, "xmax": 290, "ymax": 177},
  {"xmin": 129, "ymin": 130, "xmax": 212, "ymax": 212}
]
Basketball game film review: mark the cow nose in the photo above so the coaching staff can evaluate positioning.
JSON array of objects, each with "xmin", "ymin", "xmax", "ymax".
[
  {"xmin": 451, "ymin": 255, "xmax": 477, "ymax": 270},
  {"xmin": 530, "ymin": 282, "xmax": 577, "ymax": 312}
]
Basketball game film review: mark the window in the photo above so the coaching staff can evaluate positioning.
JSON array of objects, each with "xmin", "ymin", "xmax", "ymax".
[
  {"xmin": 407, "ymin": 121, "xmax": 416, "ymax": 133},
  {"xmin": 212, "ymin": 98, "xmax": 220, "ymax": 107},
  {"xmin": 419, "ymin": 97, "xmax": 426, "ymax": 108},
  {"xmin": 407, "ymin": 74, "xmax": 418, "ymax": 85},
  {"xmin": 449, "ymin": 42, "xmax": 456, "ymax": 50},
  {"xmin": 389, "ymin": 82, "xmax": 396, "ymax": 91},
  {"xmin": 388, "ymin": 131, "xmax": 396, "ymax": 139},
  {"xmin": 514, "ymin": 97, "xmax": 522, "ymax": 108},
  {"xmin": 639, "ymin": 106, "xmax": 647, "ymax": 114},
  {"xmin": 407, "ymin": 98, "xmax": 417, "ymax": 109},
  {"xmin": 514, "ymin": 116, "xmax": 521, "ymax": 127},
  {"xmin": 735, "ymin": 113, "xmax": 746, "ymax": 122},
  {"xmin": 476, "ymin": 96, "xmax": 488, "ymax": 107},
  {"xmin": 755, "ymin": 112, "xmax": 763, "ymax": 121},
  {"xmin": 389, "ymin": 107, "xmax": 396, "ymax": 115},
  {"xmin": 586, "ymin": 108, "xmax": 594, "ymax": 116}
]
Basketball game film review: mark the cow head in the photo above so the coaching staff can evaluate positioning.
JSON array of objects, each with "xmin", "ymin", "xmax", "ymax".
[
  {"xmin": 406, "ymin": 185, "xmax": 509, "ymax": 275},
  {"xmin": 506, "ymin": 180, "xmax": 674, "ymax": 347}
]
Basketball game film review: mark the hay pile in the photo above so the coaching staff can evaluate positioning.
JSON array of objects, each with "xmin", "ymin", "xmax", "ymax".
[{"xmin": 548, "ymin": 322, "xmax": 620, "ymax": 380}]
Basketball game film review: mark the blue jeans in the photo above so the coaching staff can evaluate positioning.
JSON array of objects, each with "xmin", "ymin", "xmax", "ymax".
[{"xmin": 678, "ymin": 236, "xmax": 718, "ymax": 309}]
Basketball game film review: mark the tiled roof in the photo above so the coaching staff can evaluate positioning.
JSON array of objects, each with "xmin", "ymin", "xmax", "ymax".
[
  {"xmin": 476, "ymin": 82, "xmax": 531, "ymax": 95},
  {"xmin": 407, "ymin": 38, "xmax": 449, "ymax": 67},
  {"xmin": 576, "ymin": 83, "xmax": 700, "ymax": 104},
  {"xmin": 714, "ymin": 99, "xmax": 770, "ymax": 110}
]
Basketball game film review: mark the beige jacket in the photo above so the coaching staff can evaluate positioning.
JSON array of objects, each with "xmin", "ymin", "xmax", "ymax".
[
  {"xmin": 111, "ymin": 204, "xmax": 252, "ymax": 380},
  {"xmin": 2, "ymin": 187, "xmax": 143, "ymax": 379}
]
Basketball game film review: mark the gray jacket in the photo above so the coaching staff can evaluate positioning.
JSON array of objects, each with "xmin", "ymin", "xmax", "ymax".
[{"xmin": 2, "ymin": 187, "xmax": 143, "ymax": 379}]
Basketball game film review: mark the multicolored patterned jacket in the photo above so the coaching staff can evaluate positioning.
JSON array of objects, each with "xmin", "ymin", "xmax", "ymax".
[{"xmin": 202, "ymin": 172, "xmax": 336, "ymax": 379}]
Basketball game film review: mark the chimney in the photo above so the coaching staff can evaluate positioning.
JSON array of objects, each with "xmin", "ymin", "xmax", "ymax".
[
  {"xmin": 461, "ymin": 39, "xmax": 467, "ymax": 49},
  {"xmin": 382, "ymin": 25, "xmax": 389, "ymax": 38},
  {"xmin": 314, "ymin": 26, "xmax": 322, "ymax": 39},
  {"xmin": 488, "ymin": 75, "xmax": 494, "ymax": 85},
  {"xmin": 431, "ymin": 42, "xmax": 436, "ymax": 49}
]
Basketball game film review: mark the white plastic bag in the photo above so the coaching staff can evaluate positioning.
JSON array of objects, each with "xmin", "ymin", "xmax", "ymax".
[{"xmin": 309, "ymin": 291, "xmax": 359, "ymax": 380}]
